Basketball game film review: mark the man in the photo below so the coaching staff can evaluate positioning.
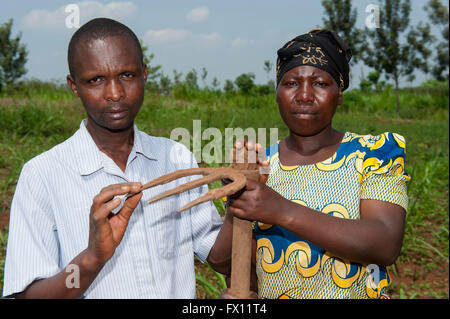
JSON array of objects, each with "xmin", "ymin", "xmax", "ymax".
[{"xmin": 2, "ymin": 18, "xmax": 229, "ymax": 298}]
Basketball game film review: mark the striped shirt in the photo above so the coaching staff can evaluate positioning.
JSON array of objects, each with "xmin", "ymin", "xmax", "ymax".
[{"xmin": 3, "ymin": 119, "xmax": 222, "ymax": 298}]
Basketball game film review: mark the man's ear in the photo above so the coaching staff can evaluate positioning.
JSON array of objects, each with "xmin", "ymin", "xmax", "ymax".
[
  {"xmin": 142, "ymin": 64, "xmax": 148, "ymax": 84},
  {"xmin": 67, "ymin": 75, "xmax": 79, "ymax": 97}
]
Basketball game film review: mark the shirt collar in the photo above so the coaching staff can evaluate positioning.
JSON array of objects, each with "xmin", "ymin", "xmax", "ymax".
[
  {"xmin": 74, "ymin": 119, "xmax": 157, "ymax": 176},
  {"xmin": 132, "ymin": 123, "xmax": 158, "ymax": 161}
]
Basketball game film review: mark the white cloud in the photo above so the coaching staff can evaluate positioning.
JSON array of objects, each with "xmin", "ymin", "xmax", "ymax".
[
  {"xmin": 143, "ymin": 28, "xmax": 222, "ymax": 47},
  {"xmin": 231, "ymin": 37, "xmax": 250, "ymax": 47},
  {"xmin": 144, "ymin": 28, "xmax": 190, "ymax": 45},
  {"xmin": 22, "ymin": 1, "xmax": 136, "ymax": 31},
  {"xmin": 185, "ymin": 7, "xmax": 209, "ymax": 22},
  {"xmin": 201, "ymin": 32, "xmax": 221, "ymax": 41}
]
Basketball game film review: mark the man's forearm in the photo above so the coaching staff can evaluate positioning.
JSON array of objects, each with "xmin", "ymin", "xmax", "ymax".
[{"xmin": 15, "ymin": 248, "xmax": 104, "ymax": 299}]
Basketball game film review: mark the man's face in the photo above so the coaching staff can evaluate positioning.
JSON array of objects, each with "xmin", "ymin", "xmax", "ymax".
[
  {"xmin": 67, "ymin": 35, "xmax": 148, "ymax": 132},
  {"xmin": 276, "ymin": 65, "xmax": 342, "ymax": 137}
]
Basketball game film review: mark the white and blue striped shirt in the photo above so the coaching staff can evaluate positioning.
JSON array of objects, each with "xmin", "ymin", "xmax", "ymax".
[{"xmin": 3, "ymin": 120, "xmax": 222, "ymax": 298}]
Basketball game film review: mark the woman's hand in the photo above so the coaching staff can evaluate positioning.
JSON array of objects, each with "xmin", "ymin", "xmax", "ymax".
[
  {"xmin": 227, "ymin": 179, "xmax": 291, "ymax": 225},
  {"xmin": 231, "ymin": 139, "xmax": 269, "ymax": 184}
]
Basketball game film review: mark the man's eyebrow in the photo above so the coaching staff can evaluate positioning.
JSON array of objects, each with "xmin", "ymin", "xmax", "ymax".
[{"xmin": 80, "ymin": 64, "xmax": 141, "ymax": 77}]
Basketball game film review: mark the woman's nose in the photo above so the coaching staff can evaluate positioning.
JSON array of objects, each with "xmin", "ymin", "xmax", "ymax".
[{"xmin": 295, "ymin": 81, "xmax": 313, "ymax": 103}]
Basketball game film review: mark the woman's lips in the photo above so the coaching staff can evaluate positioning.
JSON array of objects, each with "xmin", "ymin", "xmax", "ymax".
[{"xmin": 292, "ymin": 111, "xmax": 316, "ymax": 119}]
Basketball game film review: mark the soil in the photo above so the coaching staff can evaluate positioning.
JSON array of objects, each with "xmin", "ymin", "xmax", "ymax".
[
  {"xmin": 390, "ymin": 259, "xmax": 449, "ymax": 298},
  {"xmin": 0, "ymin": 212, "xmax": 8, "ymax": 230}
]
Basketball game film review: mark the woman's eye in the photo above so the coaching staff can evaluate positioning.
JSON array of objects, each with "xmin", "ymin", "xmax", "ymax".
[{"xmin": 314, "ymin": 81, "xmax": 328, "ymax": 87}]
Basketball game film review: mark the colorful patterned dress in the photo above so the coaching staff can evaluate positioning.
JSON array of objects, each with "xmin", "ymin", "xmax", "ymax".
[{"xmin": 254, "ymin": 132, "xmax": 410, "ymax": 299}]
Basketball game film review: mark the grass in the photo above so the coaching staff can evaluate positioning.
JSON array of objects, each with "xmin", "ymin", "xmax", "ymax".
[{"xmin": 0, "ymin": 82, "xmax": 448, "ymax": 298}]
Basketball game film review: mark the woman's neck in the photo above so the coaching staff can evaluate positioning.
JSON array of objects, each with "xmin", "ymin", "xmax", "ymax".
[{"xmin": 280, "ymin": 126, "xmax": 344, "ymax": 166}]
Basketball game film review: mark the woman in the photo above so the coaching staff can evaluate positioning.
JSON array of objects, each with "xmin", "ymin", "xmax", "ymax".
[{"xmin": 227, "ymin": 29, "xmax": 410, "ymax": 299}]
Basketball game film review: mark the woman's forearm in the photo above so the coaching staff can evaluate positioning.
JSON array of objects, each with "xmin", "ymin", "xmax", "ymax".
[{"xmin": 274, "ymin": 199, "xmax": 404, "ymax": 266}]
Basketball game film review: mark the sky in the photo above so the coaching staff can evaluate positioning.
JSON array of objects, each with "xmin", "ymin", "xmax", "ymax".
[{"xmin": 0, "ymin": 0, "xmax": 443, "ymax": 89}]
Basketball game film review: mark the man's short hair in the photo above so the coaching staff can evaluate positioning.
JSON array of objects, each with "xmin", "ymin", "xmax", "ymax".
[{"xmin": 68, "ymin": 18, "xmax": 144, "ymax": 78}]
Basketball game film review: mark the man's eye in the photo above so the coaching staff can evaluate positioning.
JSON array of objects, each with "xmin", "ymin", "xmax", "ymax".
[
  {"xmin": 284, "ymin": 81, "xmax": 296, "ymax": 86},
  {"xmin": 88, "ymin": 76, "xmax": 102, "ymax": 84},
  {"xmin": 121, "ymin": 72, "xmax": 134, "ymax": 79}
]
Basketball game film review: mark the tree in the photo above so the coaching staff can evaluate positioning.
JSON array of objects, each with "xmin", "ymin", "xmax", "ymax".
[
  {"xmin": 139, "ymin": 40, "xmax": 162, "ymax": 84},
  {"xmin": 368, "ymin": 71, "xmax": 387, "ymax": 92},
  {"xmin": 321, "ymin": 0, "xmax": 363, "ymax": 63},
  {"xmin": 0, "ymin": 19, "xmax": 28, "ymax": 91},
  {"xmin": 223, "ymin": 79, "xmax": 234, "ymax": 93},
  {"xmin": 263, "ymin": 60, "xmax": 273, "ymax": 82},
  {"xmin": 263, "ymin": 60, "xmax": 276, "ymax": 90},
  {"xmin": 363, "ymin": 0, "xmax": 418, "ymax": 115},
  {"xmin": 234, "ymin": 73, "xmax": 255, "ymax": 95},
  {"xmin": 211, "ymin": 77, "xmax": 220, "ymax": 92},
  {"xmin": 185, "ymin": 69, "xmax": 198, "ymax": 89},
  {"xmin": 406, "ymin": 22, "xmax": 434, "ymax": 76},
  {"xmin": 360, "ymin": 71, "xmax": 387, "ymax": 92},
  {"xmin": 424, "ymin": 0, "xmax": 449, "ymax": 80},
  {"xmin": 172, "ymin": 69, "xmax": 183, "ymax": 86},
  {"xmin": 159, "ymin": 72, "xmax": 172, "ymax": 95},
  {"xmin": 201, "ymin": 67, "xmax": 208, "ymax": 88}
]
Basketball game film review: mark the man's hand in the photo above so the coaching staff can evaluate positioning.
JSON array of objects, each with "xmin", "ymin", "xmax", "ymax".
[{"xmin": 86, "ymin": 182, "xmax": 142, "ymax": 267}]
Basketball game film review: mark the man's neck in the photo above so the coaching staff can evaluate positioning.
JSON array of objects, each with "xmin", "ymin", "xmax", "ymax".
[{"xmin": 85, "ymin": 119, "xmax": 135, "ymax": 172}]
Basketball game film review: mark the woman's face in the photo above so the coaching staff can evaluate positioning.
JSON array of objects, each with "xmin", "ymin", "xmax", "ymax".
[{"xmin": 276, "ymin": 65, "xmax": 342, "ymax": 137}]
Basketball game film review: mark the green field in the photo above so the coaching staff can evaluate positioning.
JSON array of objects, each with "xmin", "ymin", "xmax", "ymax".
[{"xmin": 0, "ymin": 81, "xmax": 448, "ymax": 298}]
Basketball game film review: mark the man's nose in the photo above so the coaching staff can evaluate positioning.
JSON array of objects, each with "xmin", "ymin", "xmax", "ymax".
[{"xmin": 105, "ymin": 78, "xmax": 125, "ymax": 101}]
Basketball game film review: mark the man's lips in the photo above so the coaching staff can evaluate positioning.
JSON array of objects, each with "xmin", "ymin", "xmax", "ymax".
[{"xmin": 105, "ymin": 107, "xmax": 128, "ymax": 119}]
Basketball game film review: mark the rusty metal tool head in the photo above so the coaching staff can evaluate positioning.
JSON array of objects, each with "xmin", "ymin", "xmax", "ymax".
[
  {"xmin": 140, "ymin": 145, "xmax": 262, "ymax": 212},
  {"xmin": 140, "ymin": 167, "xmax": 258, "ymax": 212}
]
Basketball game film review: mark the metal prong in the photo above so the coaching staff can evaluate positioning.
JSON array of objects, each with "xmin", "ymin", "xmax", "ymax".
[
  {"xmin": 178, "ymin": 179, "xmax": 246, "ymax": 212},
  {"xmin": 141, "ymin": 168, "xmax": 213, "ymax": 191},
  {"xmin": 147, "ymin": 173, "xmax": 222, "ymax": 205},
  {"xmin": 142, "ymin": 167, "xmax": 255, "ymax": 213}
]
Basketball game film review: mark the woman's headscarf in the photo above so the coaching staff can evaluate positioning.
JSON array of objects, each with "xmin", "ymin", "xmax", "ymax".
[{"xmin": 276, "ymin": 29, "xmax": 352, "ymax": 91}]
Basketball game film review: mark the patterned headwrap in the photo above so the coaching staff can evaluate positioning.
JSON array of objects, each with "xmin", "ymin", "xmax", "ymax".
[{"xmin": 276, "ymin": 29, "xmax": 352, "ymax": 90}]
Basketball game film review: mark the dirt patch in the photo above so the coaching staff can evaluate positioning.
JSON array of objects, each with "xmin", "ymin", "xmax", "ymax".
[
  {"xmin": 388, "ymin": 218, "xmax": 449, "ymax": 298},
  {"xmin": 194, "ymin": 258, "xmax": 227, "ymax": 299},
  {"xmin": 390, "ymin": 257, "xmax": 449, "ymax": 298},
  {"xmin": 0, "ymin": 211, "xmax": 9, "ymax": 231}
]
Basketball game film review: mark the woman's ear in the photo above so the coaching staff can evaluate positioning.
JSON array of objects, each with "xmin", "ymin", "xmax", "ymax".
[{"xmin": 337, "ymin": 87, "xmax": 343, "ymax": 106}]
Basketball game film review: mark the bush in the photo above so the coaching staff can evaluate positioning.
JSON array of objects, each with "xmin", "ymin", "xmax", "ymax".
[{"xmin": 0, "ymin": 104, "xmax": 69, "ymax": 137}]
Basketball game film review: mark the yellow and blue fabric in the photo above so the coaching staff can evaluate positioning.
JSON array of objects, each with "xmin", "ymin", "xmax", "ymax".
[{"xmin": 255, "ymin": 132, "xmax": 410, "ymax": 299}]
